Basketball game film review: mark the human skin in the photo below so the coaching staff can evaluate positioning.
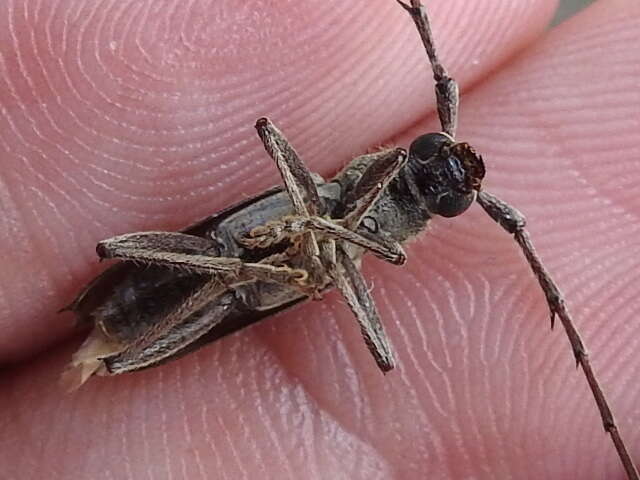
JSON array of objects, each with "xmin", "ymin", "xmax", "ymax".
[{"xmin": 1, "ymin": 0, "xmax": 639, "ymax": 478}]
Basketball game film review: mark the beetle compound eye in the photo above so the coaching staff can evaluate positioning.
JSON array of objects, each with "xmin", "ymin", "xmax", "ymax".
[
  {"xmin": 425, "ymin": 190, "xmax": 475, "ymax": 218},
  {"xmin": 408, "ymin": 133, "xmax": 452, "ymax": 163}
]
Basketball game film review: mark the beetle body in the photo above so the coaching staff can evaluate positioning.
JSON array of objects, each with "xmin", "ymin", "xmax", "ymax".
[{"xmin": 64, "ymin": 131, "xmax": 484, "ymax": 386}]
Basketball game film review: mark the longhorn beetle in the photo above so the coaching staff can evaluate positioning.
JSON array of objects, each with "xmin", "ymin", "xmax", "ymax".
[{"xmin": 62, "ymin": 1, "xmax": 638, "ymax": 477}]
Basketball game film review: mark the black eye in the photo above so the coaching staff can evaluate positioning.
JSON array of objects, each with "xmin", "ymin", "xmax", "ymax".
[
  {"xmin": 425, "ymin": 191, "xmax": 475, "ymax": 218},
  {"xmin": 409, "ymin": 133, "xmax": 452, "ymax": 163}
]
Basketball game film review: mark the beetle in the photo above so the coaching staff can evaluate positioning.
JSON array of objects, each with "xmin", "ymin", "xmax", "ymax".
[
  {"xmin": 60, "ymin": 1, "xmax": 638, "ymax": 477},
  {"xmin": 64, "ymin": 119, "xmax": 479, "ymax": 380}
]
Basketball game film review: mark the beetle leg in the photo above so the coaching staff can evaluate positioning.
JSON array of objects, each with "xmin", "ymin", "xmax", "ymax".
[
  {"xmin": 341, "ymin": 148, "xmax": 408, "ymax": 230},
  {"xmin": 97, "ymin": 232, "xmax": 309, "ymax": 288},
  {"xmin": 330, "ymin": 246, "xmax": 395, "ymax": 372},
  {"xmin": 255, "ymin": 117, "xmax": 324, "ymax": 216},
  {"xmin": 398, "ymin": 0, "xmax": 459, "ymax": 138},
  {"xmin": 242, "ymin": 215, "xmax": 406, "ymax": 266},
  {"xmin": 62, "ymin": 282, "xmax": 237, "ymax": 389},
  {"xmin": 64, "ymin": 281, "xmax": 226, "ymax": 386},
  {"xmin": 97, "ymin": 231, "xmax": 221, "ymax": 255},
  {"xmin": 102, "ymin": 287, "xmax": 238, "ymax": 376},
  {"xmin": 255, "ymin": 117, "xmax": 326, "ymax": 284}
]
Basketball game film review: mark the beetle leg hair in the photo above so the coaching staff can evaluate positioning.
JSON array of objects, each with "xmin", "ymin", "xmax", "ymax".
[
  {"xmin": 242, "ymin": 215, "xmax": 406, "ymax": 266},
  {"xmin": 255, "ymin": 117, "xmax": 324, "ymax": 216},
  {"xmin": 97, "ymin": 232, "xmax": 309, "ymax": 288},
  {"xmin": 102, "ymin": 287, "xmax": 237, "ymax": 376},
  {"xmin": 342, "ymin": 147, "xmax": 407, "ymax": 230},
  {"xmin": 254, "ymin": 117, "xmax": 327, "ymax": 285},
  {"xmin": 332, "ymin": 246, "xmax": 396, "ymax": 372}
]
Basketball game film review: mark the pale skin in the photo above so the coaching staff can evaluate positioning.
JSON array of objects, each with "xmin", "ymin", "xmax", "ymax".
[{"xmin": 1, "ymin": 0, "xmax": 639, "ymax": 478}]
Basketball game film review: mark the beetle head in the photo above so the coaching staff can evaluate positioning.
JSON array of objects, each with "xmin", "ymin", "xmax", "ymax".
[{"xmin": 407, "ymin": 133, "xmax": 485, "ymax": 217}]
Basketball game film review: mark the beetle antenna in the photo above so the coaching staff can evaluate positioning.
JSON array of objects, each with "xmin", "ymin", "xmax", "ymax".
[
  {"xmin": 397, "ymin": 0, "xmax": 459, "ymax": 138},
  {"xmin": 476, "ymin": 190, "xmax": 639, "ymax": 480}
]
